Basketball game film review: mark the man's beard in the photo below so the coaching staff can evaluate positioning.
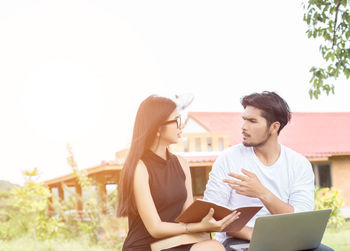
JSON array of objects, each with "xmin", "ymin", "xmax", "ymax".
[{"xmin": 243, "ymin": 131, "xmax": 272, "ymax": 148}]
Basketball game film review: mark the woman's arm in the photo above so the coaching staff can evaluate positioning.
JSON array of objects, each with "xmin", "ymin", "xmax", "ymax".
[
  {"xmin": 227, "ymin": 226, "xmax": 253, "ymax": 240},
  {"xmin": 133, "ymin": 161, "xmax": 240, "ymax": 239}
]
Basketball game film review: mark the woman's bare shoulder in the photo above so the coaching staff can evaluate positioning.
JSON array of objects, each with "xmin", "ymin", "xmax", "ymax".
[{"xmin": 174, "ymin": 154, "xmax": 190, "ymax": 171}]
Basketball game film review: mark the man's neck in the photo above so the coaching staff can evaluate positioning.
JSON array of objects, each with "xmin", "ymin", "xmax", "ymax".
[{"xmin": 253, "ymin": 139, "xmax": 281, "ymax": 166}]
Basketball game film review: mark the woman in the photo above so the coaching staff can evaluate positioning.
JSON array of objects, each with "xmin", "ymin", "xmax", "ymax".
[{"xmin": 117, "ymin": 95, "xmax": 239, "ymax": 251}]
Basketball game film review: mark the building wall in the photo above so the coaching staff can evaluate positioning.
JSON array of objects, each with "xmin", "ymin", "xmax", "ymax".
[
  {"xmin": 113, "ymin": 129, "xmax": 350, "ymax": 207},
  {"xmin": 330, "ymin": 156, "xmax": 350, "ymax": 207},
  {"xmin": 190, "ymin": 156, "xmax": 350, "ymax": 208},
  {"xmin": 171, "ymin": 132, "xmax": 229, "ymax": 152},
  {"xmin": 183, "ymin": 118, "xmax": 208, "ymax": 133}
]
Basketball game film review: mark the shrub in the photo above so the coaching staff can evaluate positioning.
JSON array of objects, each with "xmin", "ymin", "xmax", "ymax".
[
  {"xmin": 0, "ymin": 145, "xmax": 127, "ymax": 249},
  {"xmin": 315, "ymin": 187, "xmax": 345, "ymax": 228},
  {"xmin": 0, "ymin": 190, "xmax": 24, "ymax": 240},
  {"xmin": 6, "ymin": 168, "xmax": 67, "ymax": 241},
  {"xmin": 63, "ymin": 144, "xmax": 127, "ymax": 246}
]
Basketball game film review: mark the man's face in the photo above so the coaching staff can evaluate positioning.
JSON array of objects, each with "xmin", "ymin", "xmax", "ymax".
[{"xmin": 241, "ymin": 106, "xmax": 271, "ymax": 147}]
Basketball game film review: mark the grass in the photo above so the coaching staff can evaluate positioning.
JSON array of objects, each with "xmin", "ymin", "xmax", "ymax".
[
  {"xmin": 1, "ymin": 221, "xmax": 349, "ymax": 251},
  {"xmin": 322, "ymin": 220, "xmax": 350, "ymax": 251},
  {"xmin": 0, "ymin": 236, "xmax": 122, "ymax": 251}
]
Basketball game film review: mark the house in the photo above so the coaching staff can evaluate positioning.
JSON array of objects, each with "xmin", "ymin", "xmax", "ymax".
[
  {"xmin": 171, "ymin": 112, "xmax": 350, "ymax": 208},
  {"xmin": 44, "ymin": 112, "xmax": 350, "ymax": 213}
]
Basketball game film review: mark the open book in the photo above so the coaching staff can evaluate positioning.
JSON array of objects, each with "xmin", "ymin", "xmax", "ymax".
[{"xmin": 175, "ymin": 199, "xmax": 262, "ymax": 232}]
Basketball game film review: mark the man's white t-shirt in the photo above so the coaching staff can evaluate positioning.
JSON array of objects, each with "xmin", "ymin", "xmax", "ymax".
[{"xmin": 203, "ymin": 144, "xmax": 315, "ymax": 243}]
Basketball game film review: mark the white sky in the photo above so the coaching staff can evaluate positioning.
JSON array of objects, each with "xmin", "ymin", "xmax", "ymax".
[{"xmin": 1, "ymin": 0, "xmax": 349, "ymax": 185}]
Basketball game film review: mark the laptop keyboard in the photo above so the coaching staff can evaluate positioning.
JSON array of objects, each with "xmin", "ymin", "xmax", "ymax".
[
  {"xmin": 230, "ymin": 247, "xmax": 249, "ymax": 251},
  {"xmin": 229, "ymin": 242, "xmax": 250, "ymax": 251}
]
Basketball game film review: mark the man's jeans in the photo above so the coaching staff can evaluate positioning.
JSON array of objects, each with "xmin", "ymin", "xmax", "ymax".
[{"xmin": 222, "ymin": 237, "xmax": 334, "ymax": 251}]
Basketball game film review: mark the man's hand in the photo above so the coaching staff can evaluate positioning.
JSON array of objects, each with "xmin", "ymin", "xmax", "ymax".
[
  {"xmin": 223, "ymin": 168, "xmax": 294, "ymax": 214},
  {"xmin": 223, "ymin": 169, "xmax": 268, "ymax": 199}
]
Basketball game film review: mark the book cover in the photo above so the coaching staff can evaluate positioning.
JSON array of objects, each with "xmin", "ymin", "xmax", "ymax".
[{"xmin": 175, "ymin": 199, "xmax": 262, "ymax": 232}]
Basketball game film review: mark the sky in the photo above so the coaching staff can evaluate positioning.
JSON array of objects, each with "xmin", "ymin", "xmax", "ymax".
[{"xmin": 1, "ymin": 0, "xmax": 349, "ymax": 185}]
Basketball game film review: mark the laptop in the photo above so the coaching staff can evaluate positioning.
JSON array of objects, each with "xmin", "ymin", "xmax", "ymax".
[{"xmin": 230, "ymin": 209, "xmax": 331, "ymax": 251}]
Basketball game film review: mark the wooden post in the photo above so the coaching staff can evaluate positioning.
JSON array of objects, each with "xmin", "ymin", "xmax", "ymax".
[
  {"xmin": 75, "ymin": 182, "xmax": 83, "ymax": 220},
  {"xmin": 115, "ymin": 171, "xmax": 120, "ymax": 185},
  {"xmin": 205, "ymin": 166, "xmax": 211, "ymax": 182},
  {"xmin": 48, "ymin": 186, "xmax": 53, "ymax": 214},
  {"xmin": 58, "ymin": 183, "xmax": 64, "ymax": 201},
  {"xmin": 97, "ymin": 174, "xmax": 107, "ymax": 214}
]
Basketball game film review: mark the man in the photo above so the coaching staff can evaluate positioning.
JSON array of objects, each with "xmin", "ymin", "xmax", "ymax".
[{"xmin": 203, "ymin": 91, "xmax": 333, "ymax": 251}]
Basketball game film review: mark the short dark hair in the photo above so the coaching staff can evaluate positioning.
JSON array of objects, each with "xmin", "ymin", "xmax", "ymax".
[{"xmin": 241, "ymin": 91, "xmax": 291, "ymax": 134}]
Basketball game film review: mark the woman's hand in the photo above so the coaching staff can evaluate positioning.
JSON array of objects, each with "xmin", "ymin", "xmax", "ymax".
[{"xmin": 199, "ymin": 208, "xmax": 240, "ymax": 232}]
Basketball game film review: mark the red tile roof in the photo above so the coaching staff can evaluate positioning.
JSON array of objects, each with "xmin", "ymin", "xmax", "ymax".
[{"xmin": 189, "ymin": 112, "xmax": 350, "ymax": 158}]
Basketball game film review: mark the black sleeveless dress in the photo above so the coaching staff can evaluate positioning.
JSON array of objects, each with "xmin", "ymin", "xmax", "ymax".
[{"xmin": 122, "ymin": 150, "xmax": 193, "ymax": 251}]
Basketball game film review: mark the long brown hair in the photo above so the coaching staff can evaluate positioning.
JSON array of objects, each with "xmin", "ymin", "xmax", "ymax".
[{"xmin": 117, "ymin": 95, "xmax": 177, "ymax": 217}]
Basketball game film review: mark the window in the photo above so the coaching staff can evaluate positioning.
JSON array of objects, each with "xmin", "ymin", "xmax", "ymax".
[
  {"xmin": 313, "ymin": 163, "xmax": 332, "ymax": 188},
  {"xmin": 218, "ymin": 137, "xmax": 224, "ymax": 151},
  {"xmin": 207, "ymin": 137, "xmax": 212, "ymax": 151},
  {"xmin": 51, "ymin": 187, "xmax": 59, "ymax": 198},
  {"xmin": 195, "ymin": 137, "xmax": 201, "ymax": 152},
  {"xmin": 81, "ymin": 185, "xmax": 96, "ymax": 200},
  {"xmin": 106, "ymin": 184, "xmax": 117, "ymax": 194},
  {"xmin": 183, "ymin": 137, "xmax": 189, "ymax": 152},
  {"xmin": 317, "ymin": 164, "xmax": 332, "ymax": 188},
  {"xmin": 64, "ymin": 186, "xmax": 76, "ymax": 201},
  {"xmin": 190, "ymin": 166, "xmax": 207, "ymax": 196}
]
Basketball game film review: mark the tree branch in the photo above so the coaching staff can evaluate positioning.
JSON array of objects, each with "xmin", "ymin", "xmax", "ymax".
[{"xmin": 333, "ymin": 0, "xmax": 342, "ymax": 47}]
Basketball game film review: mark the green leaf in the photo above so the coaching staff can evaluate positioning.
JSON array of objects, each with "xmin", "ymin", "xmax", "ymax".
[
  {"xmin": 342, "ymin": 0, "xmax": 347, "ymax": 8},
  {"xmin": 309, "ymin": 89, "xmax": 313, "ymax": 99},
  {"xmin": 325, "ymin": 52, "xmax": 331, "ymax": 61},
  {"xmin": 344, "ymin": 68, "xmax": 350, "ymax": 79},
  {"xmin": 328, "ymin": 25, "xmax": 333, "ymax": 33},
  {"xmin": 310, "ymin": 31, "xmax": 314, "ymax": 38},
  {"xmin": 346, "ymin": 31, "xmax": 350, "ymax": 40}
]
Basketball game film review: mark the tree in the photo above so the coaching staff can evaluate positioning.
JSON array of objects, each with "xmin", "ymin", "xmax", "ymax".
[{"xmin": 303, "ymin": 0, "xmax": 350, "ymax": 99}]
